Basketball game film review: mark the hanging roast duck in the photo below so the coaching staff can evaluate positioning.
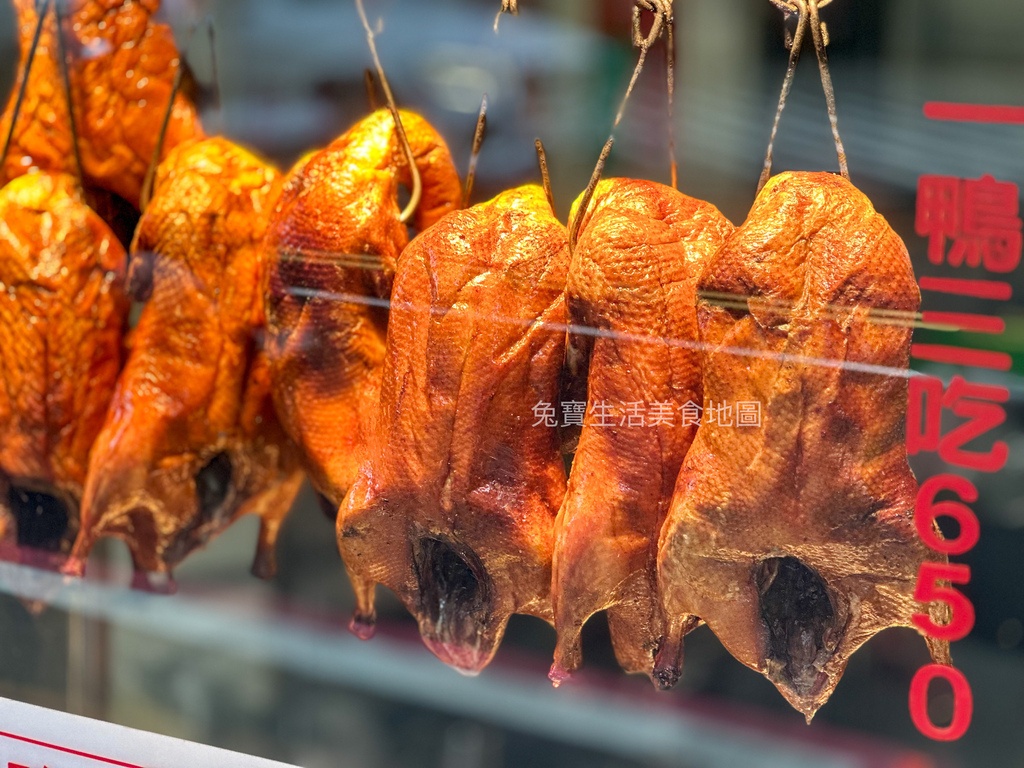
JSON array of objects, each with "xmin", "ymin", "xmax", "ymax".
[
  {"xmin": 550, "ymin": 178, "xmax": 733, "ymax": 688},
  {"xmin": 656, "ymin": 0, "xmax": 951, "ymax": 719},
  {"xmin": 337, "ymin": 184, "xmax": 569, "ymax": 671},
  {"xmin": 0, "ymin": 0, "xmax": 134, "ymax": 557},
  {"xmin": 261, "ymin": 107, "xmax": 461, "ymax": 507},
  {"xmin": 0, "ymin": 172, "xmax": 128, "ymax": 556},
  {"xmin": 63, "ymin": 137, "xmax": 304, "ymax": 583},
  {"xmin": 0, "ymin": 0, "xmax": 203, "ymax": 208},
  {"xmin": 0, "ymin": 0, "xmax": 76, "ymax": 185}
]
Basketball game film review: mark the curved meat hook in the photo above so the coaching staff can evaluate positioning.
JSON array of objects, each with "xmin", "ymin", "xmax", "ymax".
[{"xmin": 355, "ymin": 0, "xmax": 422, "ymax": 225}]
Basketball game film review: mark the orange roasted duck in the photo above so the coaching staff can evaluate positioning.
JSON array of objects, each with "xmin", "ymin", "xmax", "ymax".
[
  {"xmin": 0, "ymin": 0, "xmax": 203, "ymax": 208},
  {"xmin": 656, "ymin": 171, "xmax": 950, "ymax": 719},
  {"xmin": 0, "ymin": 0, "xmax": 75, "ymax": 184},
  {"xmin": 63, "ymin": 137, "xmax": 304, "ymax": 582},
  {"xmin": 0, "ymin": 172, "xmax": 128, "ymax": 555},
  {"xmin": 338, "ymin": 185, "xmax": 568, "ymax": 671},
  {"xmin": 550, "ymin": 178, "xmax": 733, "ymax": 688},
  {"xmin": 262, "ymin": 108, "xmax": 461, "ymax": 507}
]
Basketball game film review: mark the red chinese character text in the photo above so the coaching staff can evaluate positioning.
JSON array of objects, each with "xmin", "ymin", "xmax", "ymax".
[
  {"xmin": 916, "ymin": 174, "xmax": 1022, "ymax": 273},
  {"xmin": 907, "ymin": 375, "xmax": 1009, "ymax": 472}
]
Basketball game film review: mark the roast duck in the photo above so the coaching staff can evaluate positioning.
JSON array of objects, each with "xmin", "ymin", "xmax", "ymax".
[
  {"xmin": 0, "ymin": 172, "xmax": 128, "ymax": 555},
  {"xmin": 261, "ymin": 108, "xmax": 461, "ymax": 507},
  {"xmin": 64, "ymin": 137, "xmax": 304, "ymax": 582},
  {"xmin": 0, "ymin": 0, "xmax": 200, "ymax": 557},
  {"xmin": 656, "ymin": 171, "xmax": 950, "ymax": 718},
  {"xmin": 0, "ymin": 0, "xmax": 76, "ymax": 184},
  {"xmin": 0, "ymin": 0, "xmax": 946, "ymax": 717},
  {"xmin": 337, "ymin": 185, "xmax": 568, "ymax": 672},
  {"xmin": 551, "ymin": 178, "xmax": 733, "ymax": 687},
  {"xmin": 0, "ymin": 0, "xmax": 204, "ymax": 209}
]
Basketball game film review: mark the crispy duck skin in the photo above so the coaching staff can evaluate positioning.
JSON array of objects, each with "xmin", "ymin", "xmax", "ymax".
[
  {"xmin": 0, "ymin": 0, "xmax": 203, "ymax": 207},
  {"xmin": 0, "ymin": 172, "xmax": 128, "ymax": 553},
  {"xmin": 262, "ymin": 108, "xmax": 461, "ymax": 506},
  {"xmin": 338, "ymin": 185, "xmax": 568, "ymax": 672},
  {"xmin": 657, "ymin": 171, "xmax": 950, "ymax": 719},
  {"xmin": 63, "ymin": 138, "xmax": 303, "ymax": 579},
  {"xmin": 551, "ymin": 179, "xmax": 734, "ymax": 688},
  {"xmin": 0, "ymin": 0, "xmax": 76, "ymax": 184}
]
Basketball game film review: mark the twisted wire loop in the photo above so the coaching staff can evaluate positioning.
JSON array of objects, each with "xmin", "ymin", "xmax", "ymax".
[
  {"xmin": 570, "ymin": 1, "xmax": 676, "ymax": 251},
  {"xmin": 494, "ymin": 0, "xmax": 517, "ymax": 32},
  {"xmin": 758, "ymin": 0, "xmax": 848, "ymax": 193}
]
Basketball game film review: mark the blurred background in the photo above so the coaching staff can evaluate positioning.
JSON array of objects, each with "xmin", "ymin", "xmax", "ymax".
[{"xmin": 1, "ymin": 0, "xmax": 1023, "ymax": 766}]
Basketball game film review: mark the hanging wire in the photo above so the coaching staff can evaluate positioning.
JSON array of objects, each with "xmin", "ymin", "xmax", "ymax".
[
  {"xmin": 205, "ymin": 15, "xmax": 225, "ymax": 135},
  {"xmin": 665, "ymin": 11, "xmax": 678, "ymax": 190},
  {"xmin": 759, "ymin": 0, "xmax": 848, "ymax": 193},
  {"xmin": 807, "ymin": 0, "xmax": 848, "ymax": 180},
  {"xmin": 535, "ymin": 138, "xmax": 555, "ymax": 217},
  {"xmin": 569, "ymin": 1, "xmax": 674, "ymax": 251},
  {"xmin": 52, "ymin": 0, "xmax": 84, "ymax": 187},
  {"xmin": 364, "ymin": 69, "xmax": 380, "ymax": 111},
  {"xmin": 494, "ymin": 0, "xmax": 518, "ymax": 33},
  {"xmin": 462, "ymin": 95, "xmax": 488, "ymax": 208},
  {"xmin": 140, "ymin": 22, "xmax": 198, "ymax": 212},
  {"xmin": 355, "ymin": 0, "xmax": 422, "ymax": 224}
]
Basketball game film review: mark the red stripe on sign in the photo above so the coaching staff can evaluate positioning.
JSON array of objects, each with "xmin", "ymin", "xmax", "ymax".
[
  {"xmin": 922, "ymin": 311, "xmax": 1006, "ymax": 334},
  {"xmin": 0, "ymin": 730, "xmax": 147, "ymax": 768},
  {"xmin": 912, "ymin": 344, "xmax": 1013, "ymax": 370},
  {"xmin": 924, "ymin": 102, "xmax": 1024, "ymax": 124},
  {"xmin": 918, "ymin": 277, "xmax": 1013, "ymax": 301}
]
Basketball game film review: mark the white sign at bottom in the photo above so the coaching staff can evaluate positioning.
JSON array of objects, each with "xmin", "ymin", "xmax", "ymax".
[{"xmin": 0, "ymin": 697, "xmax": 300, "ymax": 768}]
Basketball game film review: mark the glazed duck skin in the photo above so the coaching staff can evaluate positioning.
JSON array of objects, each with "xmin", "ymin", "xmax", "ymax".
[
  {"xmin": 657, "ymin": 171, "xmax": 949, "ymax": 719},
  {"xmin": 64, "ymin": 138, "xmax": 303, "ymax": 579},
  {"xmin": 0, "ymin": 0, "xmax": 76, "ymax": 185},
  {"xmin": 338, "ymin": 185, "xmax": 568, "ymax": 673},
  {"xmin": 0, "ymin": 0, "xmax": 203, "ymax": 207},
  {"xmin": 0, "ymin": 172, "xmax": 128, "ymax": 553},
  {"xmin": 262, "ymin": 108, "xmax": 461, "ymax": 505},
  {"xmin": 551, "ymin": 178, "xmax": 733, "ymax": 687}
]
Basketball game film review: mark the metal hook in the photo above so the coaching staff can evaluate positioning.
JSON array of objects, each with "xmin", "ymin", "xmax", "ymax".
[
  {"xmin": 462, "ymin": 95, "xmax": 488, "ymax": 209},
  {"xmin": 355, "ymin": 0, "xmax": 422, "ymax": 225},
  {"xmin": 535, "ymin": 138, "xmax": 555, "ymax": 217},
  {"xmin": 140, "ymin": 22, "xmax": 198, "ymax": 212},
  {"xmin": 52, "ymin": 0, "xmax": 85, "ymax": 189}
]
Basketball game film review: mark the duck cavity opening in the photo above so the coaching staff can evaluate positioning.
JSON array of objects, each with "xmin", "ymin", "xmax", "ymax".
[
  {"xmin": 164, "ymin": 453, "xmax": 234, "ymax": 567},
  {"xmin": 196, "ymin": 452, "xmax": 233, "ymax": 523},
  {"xmin": 755, "ymin": 556, "xmax": 836, "ymax": 696},
  {"xmin": 9, "ymin": 484, "xmax": 73, "ymax": 552},
  {"xmin": 413, "ymin": 537, "xmax": 491, "ymax": 650}
]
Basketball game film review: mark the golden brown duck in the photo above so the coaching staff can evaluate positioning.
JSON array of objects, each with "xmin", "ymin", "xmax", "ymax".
[
  {"xmin": 0, "ymin": 0, "xmax": 76, "ymax": 185},
  {"xmin": 262, "ymin": 108, "xmax": 461, "ymax": 507},
  {"xmin": 63, "ymin": 138, "xmax": 303, "ymax": 581},
  {"xmin": 337, "ymin": 185, "xmax": 568, "ymax": 672},
  {"xmin": 657, "ymin": 171, "xmax": 950, "ymax": 719},
  {"xmin": 0, "ymin": 172, "xmax": 128, "ymax": 554},
  {"xmin": 0, "ymin": 0, "xmax": 203, "ymax": 208},
  {"xmin": 550, "ymin": 178, "xmax": 733, "ymax": 688}
]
